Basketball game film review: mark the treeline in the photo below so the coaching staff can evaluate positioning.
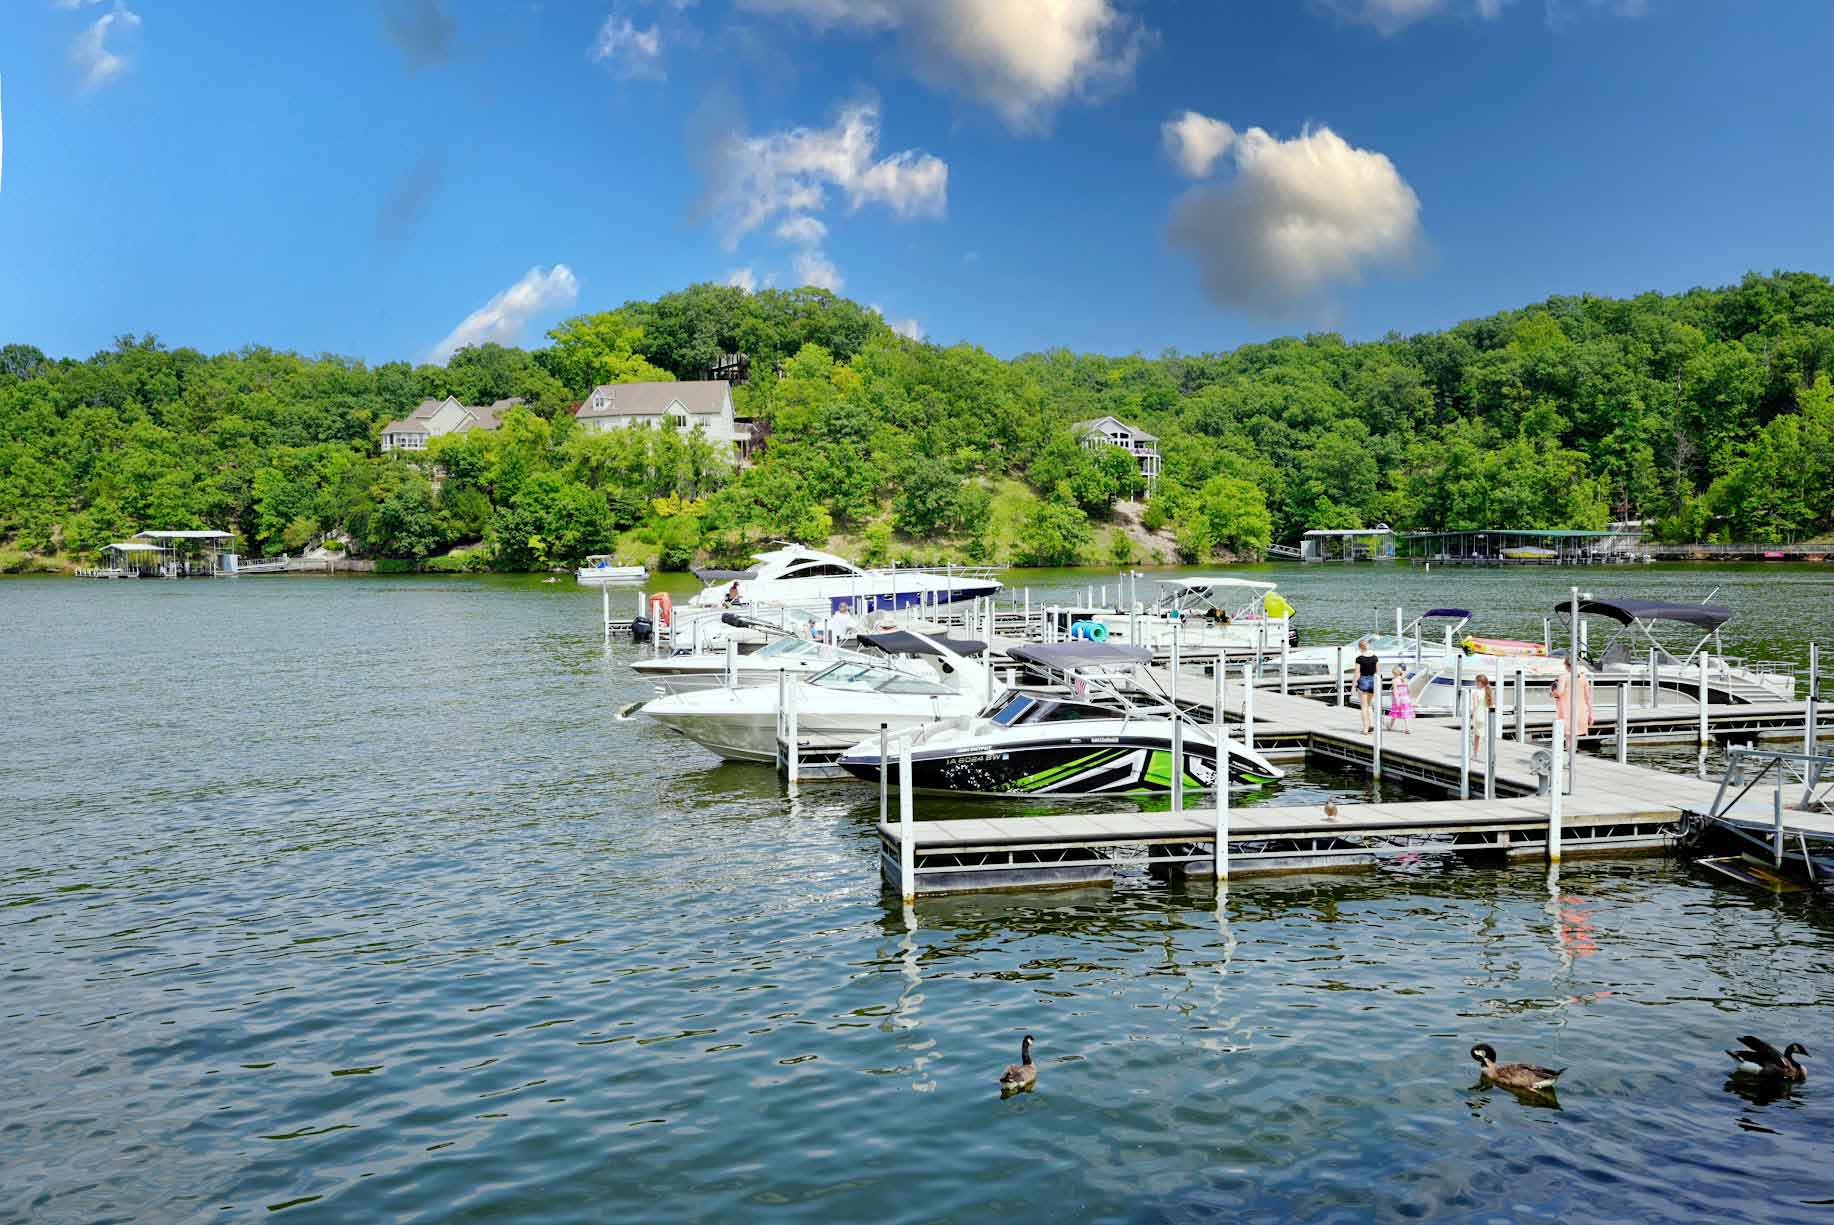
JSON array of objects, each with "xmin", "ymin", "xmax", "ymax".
[{"xmin": 1, "ymin": 272, "xmax": 1831, "ymax": 573}]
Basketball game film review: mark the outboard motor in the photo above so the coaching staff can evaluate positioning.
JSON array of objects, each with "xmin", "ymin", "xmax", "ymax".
[{"xmin": 631, "ymin": 616, "xmax": 654, "ymax": 643}]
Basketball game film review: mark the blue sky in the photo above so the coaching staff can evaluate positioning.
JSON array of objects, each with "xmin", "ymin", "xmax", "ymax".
[{"xmin": 1, "ymin": 0, "xmax": 1830, "ymax": 366}]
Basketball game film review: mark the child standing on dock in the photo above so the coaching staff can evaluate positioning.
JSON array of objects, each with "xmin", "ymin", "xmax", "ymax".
[
  {"xmin": 1355, "ymin": 640, "xmax": 1380, "ymax": 734},
  {"xmin": 1385, "ymin": 665, "xmax": 1414, "ymax": 733}
]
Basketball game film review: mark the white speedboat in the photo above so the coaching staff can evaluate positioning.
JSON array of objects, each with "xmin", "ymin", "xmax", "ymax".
[
  {"xmin": 1280, "ymin": 608, "xmax": 1472, "ymax": 680},
  {"xmin": 641, "ymin": 633, "xmax": 995, "ymax": 763},
  {"xmin": 576, "ymin": 555, "xmax": 648, "ymax": 584},
  {"xmin": 837, "ymin": 690, "xmax": 1283, "ymax": 796},
  {"xmin": 630, "ymin": 627, "xmax": 979, "ymax": 695},
  {"xmin": 1568, "ymin": 597, "xmax": 1796, "ymax": 703},
  {"xmin": 1038, "ymin": 577, "xmax": 1297, "ymax": 656}
]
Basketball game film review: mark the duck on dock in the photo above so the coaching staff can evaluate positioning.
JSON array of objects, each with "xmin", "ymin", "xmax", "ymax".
[
  {"xmin": 1470, "ymin": 1043, "xmax": 1564, "ymax": 1091},
  {"xmin": 1726, "ymin": 1036, "xmax": 1808, "ymax": 1082},
  {"xmin": 999, "ymin": 1035, "xmax": 1037, "ymax": 1093}
]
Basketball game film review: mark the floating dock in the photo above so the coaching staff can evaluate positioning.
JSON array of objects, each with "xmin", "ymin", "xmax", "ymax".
[{"xmin": 877, "ymin": 677, "xmax": 1814, "ymax": 896}]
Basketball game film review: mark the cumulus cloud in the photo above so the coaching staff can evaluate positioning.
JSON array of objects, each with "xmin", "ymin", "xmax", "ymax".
[
  {"xmin": 792, "ymin": 249, "xmax": 844, "ymax": 292},
  {"xmin": 592, "ymin": 13, "xmax": 665, "ymax": 79},
  {"xmin": 737, "ymin": 0, "xmax": 1148, "ymax": 133},
  {"xmin": 1161, "ymin": 110, "xmax": 1236, "ymax": 179},
  {"xmin": 774, "ymin": 214, "xmax": 827, "ymax": 245},
  {"xmin": 870, "ymin": 303, "xmax": 923, "ymax": 340},
  {"xmin": 726, "ymin": 266, "xmax": 758, "ymax": 292},
  {"xmin": 711, "ymin": 98, "xmax": 947, "ymax": 247},
  {"xmin": 1166, "ymin": 124, "xmax": 1422, "ymax": 316},
  {"xmin": 380, "ymin": 0, "xmax": 456, "ymax": 68},
  {"xmin": 70, "ymin": 6, "xmax": 140, "ymax": 92},
  {"xmin": 1322, "ymin": 0, "xmax": 1646, "ymax": 32},
  {"xmin": 427, "ymin": 265, "xmax": 580, "ymax": 364}
]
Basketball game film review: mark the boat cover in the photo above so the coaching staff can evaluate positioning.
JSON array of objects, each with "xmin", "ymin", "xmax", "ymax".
[
  {"xmin": 1561, "ymin": 598, "xmax": 1732, "ymax": 629},
  {"xmin": 1423, "ymin": 608, "xmax": 1472, "ymax": 620},
  {"xmin": 1007, "ymin": 642, "xmax": 1154, "ymax": 671},
  {"xmin": 856, "ymin": 631, "xmax": 986, "ymax": 657}
]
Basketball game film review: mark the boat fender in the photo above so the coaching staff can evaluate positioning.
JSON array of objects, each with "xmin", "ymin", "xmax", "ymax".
[
  {"xmin": 648, "ymin": 592, "xmax": 673, "ymax": 626},
  {"xmin": 1069, "ymin": 620, "xmax": 1108, "ymax": 642}
]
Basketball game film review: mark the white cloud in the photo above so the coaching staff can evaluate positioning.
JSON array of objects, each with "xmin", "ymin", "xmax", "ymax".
[
  {"xmin": 713, "ymin": 98, "xmax": 946, "ymax": 248},
  {"xmin": 890, "ymin": 316, "xmax": 921, "ymax": 340},
  {"xmin": 427, "ymin": 265, "xmax": 580, "ymax": 363},
  {"xmin": 54, "ymin": 0, "xmax": 109, "ymax": 8},
  {"xmin": 1166, "ymin": 124, "xmax": 1422, "ymax": 316},
  {"xmin": 591, "ymin": 12, "xmax": 665, "ymax": 79},
  {"xmin": 774, "ymin": 214, "xmax": 828, "ymax": 245},
  {"xmin": 792, "ymin": 250, "xmax": 844, "ymax": 292},
  {"xmin": 736, "ymin": 0, "xmax": 1147, "ymax": 133},
  {"xmin": 1325, "ymin": 0, "xmax": 1645, "ymax": 32},
  {"xmin": 1161, "ymin": 110, "xmax": 1236, "ymax": 180},
  {"xmin": 71, "ymin": 6, "xmax": 140, "ymax": 92},
  {"xmin": 726, "ymin": 266, "xmax": 758, "ymax": 292}
]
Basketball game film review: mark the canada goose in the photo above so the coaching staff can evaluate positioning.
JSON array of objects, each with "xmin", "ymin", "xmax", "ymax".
[
  {"xmin": 999, "ymin": 1035, "xmax": 1036, "ymax": 1091},
  {"xmin": 1726, "ymin": 1036, "xmax": 1808, "ymax": 1082},
  {"xmin": 1470, "ymin": 1043, "xmax": 1564, "ymax": 1091}
]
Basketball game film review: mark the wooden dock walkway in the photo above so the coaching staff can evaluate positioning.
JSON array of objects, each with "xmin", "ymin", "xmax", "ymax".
[{"xmin": 879, "ymin": 672, "xmax": 1774, "ymax": 896}]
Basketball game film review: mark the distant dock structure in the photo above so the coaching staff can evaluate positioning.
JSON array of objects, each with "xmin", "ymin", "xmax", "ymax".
[
  {"xmin": 1401, "ymin": 528, "xmax": 1648, "ymax": 566},
  {"xmin": 77, "ymin": 530, "xmax": 238, "ymax": 578},
  {"xmin": 1299, "ymin": 526, "xmax": 1395, "ymax": 562}
]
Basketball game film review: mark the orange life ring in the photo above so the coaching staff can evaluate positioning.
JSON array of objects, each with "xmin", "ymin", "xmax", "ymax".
[{"xmin": 648, "ymin": 592, "xmax": 673, "ymax": 626}]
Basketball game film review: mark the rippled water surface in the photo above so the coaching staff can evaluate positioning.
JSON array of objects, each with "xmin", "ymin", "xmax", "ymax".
[{"xmin": 5, "ymin": 566, "xmax": 1834, "ymax": 1223}]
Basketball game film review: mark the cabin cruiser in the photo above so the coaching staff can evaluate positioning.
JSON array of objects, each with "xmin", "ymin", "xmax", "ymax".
[
  {"xmin": 1037, "ymin": 577, "xmax": 1298, "ymax": 656},
  {"xmin": 1565, "ymin": 597, "xmax": 1796, "ymax": 704},
  {"xmin": 836, "ymin": 641, "xmax": 1283, "ymax": 796},
  {"xmin": 576, "ymin": 555, "xmax": 647, "ymax": 584},
  {"xmin": 641, "ymin": 631, "xmax": 995, "ymax": 763},
  {"xmin": 678, "ymin": 544, "xmax": 999, "ymax": 628}
]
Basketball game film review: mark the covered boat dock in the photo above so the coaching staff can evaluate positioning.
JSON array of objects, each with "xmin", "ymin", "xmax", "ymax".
[{"xmin": 1400, "ymin": 528, "xmax": 1647, "ymax": 566}]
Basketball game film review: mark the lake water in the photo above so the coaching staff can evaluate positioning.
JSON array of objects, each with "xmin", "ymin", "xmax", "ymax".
[{"xmin": 4, "ymin": 564, "xmax": 1833, "ymax": 1223}]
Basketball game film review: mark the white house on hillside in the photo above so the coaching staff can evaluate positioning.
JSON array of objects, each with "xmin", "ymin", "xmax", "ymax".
[
  {"xmin": 572, "ymin": 380, "xmax": 754, "ymax": 458},
  {"xmin": 380, "ymin": 396, "xmax": 521, "ymax": 452},
  {"xmin": 1074, "ymin": 415, "xmax": 1161, "ymax": 489}
]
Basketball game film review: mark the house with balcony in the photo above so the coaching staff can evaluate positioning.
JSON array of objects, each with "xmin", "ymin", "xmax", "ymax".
[
  {"xmin": 380, "ymin": 396, "xmax": 521, "ymax": 452},
  {"xmin": 572, "ymin": 380, "xmax": 755, "ymax": 459},
  {"xmin": 1074, "ymin": 416, "xmax": 1161, "ymax": 489}
]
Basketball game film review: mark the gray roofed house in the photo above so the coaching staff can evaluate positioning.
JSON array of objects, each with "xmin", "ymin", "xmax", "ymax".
[
  {"xmin": 380, "ymin": 395, "xmax": 523, "ymax": 453},
  {"xmin": 572, "ymin": 380, "xmax": 750, "ymax": 456},
  {"xmin": 1073, "ymin": 415, "xmax": 1161, "ymax": 488}
]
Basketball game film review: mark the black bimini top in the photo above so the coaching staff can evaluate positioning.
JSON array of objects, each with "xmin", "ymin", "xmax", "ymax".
[
  {"xmin": 1560, "ymin": 598, "xmax": 1732, "ymax": 630},
  {"xmin": 1007, "ymin": 642, "xmax": 1154, "ymax": 671},
  {"xmin": 1423, "ymin": 608, "xmax": 1472, "ymax": 620},
  {"xmin": 857, "ymin": 631, "xmax": 986, "ymax": 657}
]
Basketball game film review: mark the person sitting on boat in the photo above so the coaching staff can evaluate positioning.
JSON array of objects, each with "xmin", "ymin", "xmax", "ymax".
[
  {"xmin": 1206, "ymin": 606, "xmax": 1231, "ymax": 625},
  {"xmin": 1384, "ymin": 665, "xmax": 1415, "ymax": 734},
  {"xmin": 723, "ymin": 581, "xmax": 743, "ymax": 607},
  {"xmin": 826, "ymin": 601, "xmax": 857, "ymax": 645}
]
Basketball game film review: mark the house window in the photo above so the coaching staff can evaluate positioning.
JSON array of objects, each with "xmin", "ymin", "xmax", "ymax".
[{"xmin": 667, "ymin": 413, "xmax": 689, "ymax": 430}]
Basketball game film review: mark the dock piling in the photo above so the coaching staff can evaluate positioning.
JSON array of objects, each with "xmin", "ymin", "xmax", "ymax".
[
  {"xmin": 879, "ymin": 723, "xmax": 889, "ymax": 825},
  {"xmin": 1336, "ymin": 645, "xmax": 1346, "ymax": 707},
  {"xmin": 602, "ymin": 585, "xmax": 611, "ymax": 645},
  {"xmin": 1805, "ymin": 643, "xmax": 1821, "ymax": 807},
  {"xmin": 1458, "ymin": 690, "xmax": 1470, "ymax": 800},
  {"xmin": 1697, "ymin": 651, "xmax": 1711, "ymax": 778},
  {"xmin": 1485, "ymin": 704, "xmax": 1498, "ymax": 800},
  {"xmin": 1214, "ymin": 656, "xmax": 1228, "ymax": 880},
  {"xmin": 725, "ymin": 640, "xmax": 737, "ymax": 688},
  {"xmin": 1773, "ymin": 766, "xmax": 1785, "ymax": 869},
  {"xmin": 1372, "ymin": 669, "xmax": 1384, "ymax": 780},
  {"xmin": 1548, "ymin": 718, "xmax": 1564, "ymax": 862},
  {"xmin": 1242, "ymin": 663, "xmax": 1255, "ymax": 753},
  {"xmin": 785, "ymin": 678, "xmax": 800, "ymax": 790},
  {"xmin": 1279, "ymin": 633, "xmax": 1290, "ymax": 696},
  {"xmin": 1616, "ymin": 689, "xmax": 1628, "ymax": 763},
  {"xmin": 1514, "ymin": 671, "xmax": 1527, "ymax": 743},
  {"xmin": 1648, "ymin": 647, "xmax": 1659, "ymax": 706},
  {"xmin": 899, "ymin": 738, "xmax": 915, "ymax": 902},
  {"xmin": 1171, "ymin": 623, "xmax": 1185, "ymax": 817}
]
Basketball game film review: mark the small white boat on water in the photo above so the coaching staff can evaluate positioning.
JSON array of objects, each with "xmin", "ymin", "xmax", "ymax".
[{"xmin": 576, "ymin": 556, "xmax": 648, "ymax": 585}]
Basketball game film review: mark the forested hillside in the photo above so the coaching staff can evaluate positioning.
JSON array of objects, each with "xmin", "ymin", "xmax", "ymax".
[{"xmin": 2, "ymin": 271, "xmax": 1831, "ymax": 573}]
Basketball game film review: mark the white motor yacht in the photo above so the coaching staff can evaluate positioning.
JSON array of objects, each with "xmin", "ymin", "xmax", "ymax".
[{"xmin": 630, "ymin": 627, "xmax": 981, "ymax": 695}]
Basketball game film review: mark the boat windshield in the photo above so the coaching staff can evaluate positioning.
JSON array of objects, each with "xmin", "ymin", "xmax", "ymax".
[
  {"xmin": 813, "ymin": 662, "xmax": 953, "ymax": 695},
  {"xmin": 753, "ymin": 637, "xmax": 824, "ymax": 660},
  {"xmin": 990, "ymin": 694, "xmax": 1116, "ymax": 725}
]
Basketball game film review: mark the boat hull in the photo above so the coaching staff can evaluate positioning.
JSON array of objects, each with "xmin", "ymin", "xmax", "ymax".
[{"xmin": 840, "ymin": 735, "xmax": 1281, "ymax": 797}]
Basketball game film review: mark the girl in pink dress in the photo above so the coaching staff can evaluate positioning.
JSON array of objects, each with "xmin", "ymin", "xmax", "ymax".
[{"xmin": 1385, "ymin": 665, "xmax": 1415, "ymax": 733}]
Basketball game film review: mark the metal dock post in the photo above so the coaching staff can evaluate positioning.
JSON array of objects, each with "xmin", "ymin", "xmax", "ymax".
[
  {"xmin": 1336, "ymin": 645, "xmax": 1345, "ymax": 707},
  {"xmin": 1514, "ymin": 671, "xmax": 1527, "ymax": 743},
  {"xmin": 1548, "ymin": 718, "xmax": 1564, "ymax": 863},
  {"xmin": 1697, "ymin": 651, "xmax": 1711, "ymax": 778},
  {"xmin": 899, "ymin": 738, "xmax": 915, "ymax": 902},
  {"xmin": 1241, "ymin": 663, "xmax": 1255, "ymax": 753},
  {"xmin": 1214, "ymin": 657, "xmax": 1228, "ymax": 880},
  {"xmin": 1648, "ymin": 647, "xmax": 1659, "ymax": 706},
  {"xmin": 1805, "ymin": 643, "xmax": 1822, "ymax": 807},
  {"xmin": 785, "ymin": 678, "xmax": 800, "ymax": 790},
  {"xmin": 602, "ymin": 585, "xmax": 611, "ymax": 645},
  {"xmin": 1170, "ymin": 623, "xmax": 1184, "ymax": 817},
  {"xmin": 1372, "ymin": 669, "xmax": 1384, "ymax": 781},
  {"xmin": 1279, "ymin": 630, "xmax": 1289, "ymax": 696},
  {"xmin": 1485, "ymin": 703, "xmax": 1498, "ymax": 800},
  {"xmin": 1458, "ymin": 689, "xmax": 1470, "ymax": 799},
  {"xmin": 879, "ymin": 723, "xmax": 889, "ymax": 825},
  {"xmin": 1773, "ymin": 764, "xmax": 1785, "ymax": 870}
]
